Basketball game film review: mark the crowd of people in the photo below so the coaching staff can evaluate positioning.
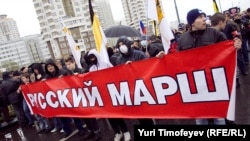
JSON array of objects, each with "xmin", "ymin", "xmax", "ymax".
[{"xmin": 0, "ymin": 7, "xmax": 250, "ymax": 141}]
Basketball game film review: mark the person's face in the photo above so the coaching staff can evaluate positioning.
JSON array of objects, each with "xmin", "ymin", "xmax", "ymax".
[
  {"xmin": 133, "ymin": 42, "xmax": 139, "ymax": 47},
  {"xmin": 34, "ymin": 69, "xmax": 39, "ymax": 74},
  {"xmin": 219, "ymin": 20, "xmax": 226, "ymax": 30},
  {"xmin": 65, "ymin": 61, "xmax": 75, "ymax": 71},
  {"xmin": 23, "ymin": 67, "xmax": 28, "ymax": 73},
  {"xmin": 247, "ymin": 11, "xmax": 250, "ymax": 16},
  {"xmin": 113, "ymin": 48, "xmax": 119, "ymax": 53},
  {"xmin": 55, "ymin": 62, "xmax": 62, "ymax": 69},
  {"xmin": 192, "ymin": 14, "xmax": 207, "ymax": 31},
  {"xmin": 89, "ymin": 55, "xmax": 97, "ymax": 64},
  {"xmin": 118, "ymin": 42, "xmax": 129, "ymax": 54},
  {"xmin": 118, "ymin": 42, "xmax": 124, "ymax": 46},
  {"xmin": 21, "ymin": 76, "xmax": 29, "ymax": 83},
  {"xmin": 47, "ymin": 64, "xmax": 55, "ymax": 73}
]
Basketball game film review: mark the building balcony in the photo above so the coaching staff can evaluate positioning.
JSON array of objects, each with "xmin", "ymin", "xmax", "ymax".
[
  {"xmin": 33, "ymin": 0, "xmax": 39, "ymax": 4},
  {"xmin": 48, "ymin": 21, "xmax": 57, "ymax": 27},
  {"xmin": 50, "ymin": 28, "xmax": 59, "ymax": 33},
  {"xmin": 45, "ymin": 8, "xmax": 53, "ymax": 14},
  {"xmin": 43, "ymin": 3, "xmax": 50, "ymax": 8},
  {"xmin": 37, "ymin": 12, "xmax": 44, "ymax": 17},
  {"xmin": 35, "ymin": 5, "xmax": 42, "ymax": 10}
]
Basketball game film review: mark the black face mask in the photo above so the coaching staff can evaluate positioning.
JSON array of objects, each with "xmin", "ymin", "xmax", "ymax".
[
  {"xmin": 88, "ymin": 54, "xmax": 97, "ymax": 65},
  {"xmin": 90, "ymin": 58, "xmax": 97, "ymax": 65}
]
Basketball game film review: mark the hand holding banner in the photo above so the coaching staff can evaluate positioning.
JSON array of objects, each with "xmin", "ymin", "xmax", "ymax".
[{"xmin": 21, "ymin": 41, "xmax": 236, "ymax": 119}]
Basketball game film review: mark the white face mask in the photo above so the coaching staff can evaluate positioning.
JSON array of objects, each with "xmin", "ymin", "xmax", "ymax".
[{"xmin": 119, "ymin": 45, "xmax": 128, "ymax": 54}]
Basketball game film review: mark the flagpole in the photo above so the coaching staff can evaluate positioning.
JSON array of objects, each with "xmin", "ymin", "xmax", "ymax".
[
  {"xmin": 218, "ymin": 0, "xmax": 223, "ymax": 12},
  {"xmin": 146, "ymin": 0, "xmax": 149, "ymax": 51},
  {"xmin": 146, "ymin": 0, "xmax": 148, "ymax": 41},
  {"xmin": 174, "ymin": 0, "xmax": 180, "ymax": 24}
]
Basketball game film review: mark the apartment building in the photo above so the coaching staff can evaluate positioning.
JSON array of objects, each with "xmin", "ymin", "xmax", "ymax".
[
  {"xmin": 121, "ymin": 0, "xmax": 166, "ymax": 36},
  {"xmin": 33, "ymin": 0, "xmax": 116, "ymax": 59},
  {"xmin": 0, "ymin": 14, "xmax": 20, "ymax": 42},
  {"xmin": 0, "ymin": 15, "xmax": 51, "ymax": 70}
]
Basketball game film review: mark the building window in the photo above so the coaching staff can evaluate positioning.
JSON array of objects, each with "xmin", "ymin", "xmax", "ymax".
[
  {"xmin": 62, "ymin": 42, "xmax": 67, "ymax": 48},
  {"xmin": 74, "ymin": 2, "xmax": 79, "ymax": 5},
  {"xmin": 57, "ymin": 5, "xmax": 62, "ymax": 9},
  {"xmin": 62, "ymin": 49, "xmax": 68, "ymax": 54},
  {"xmin": 58, "ymin": 37, "xmax": 65, "ymax": 42},
  {"xmin": 59, "ymin": 11, "xmax": 64, "ymax": 15}
]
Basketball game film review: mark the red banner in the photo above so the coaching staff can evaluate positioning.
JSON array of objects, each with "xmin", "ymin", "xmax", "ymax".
[{"xmin": 21, "ymin": 41, "xmax": 236, "ymax": 119}]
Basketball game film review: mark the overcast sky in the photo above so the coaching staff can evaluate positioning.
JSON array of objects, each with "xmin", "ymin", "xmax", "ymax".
[{"xmin": 0, "ymin": 0, "xmax": 249, "ymax": 37}]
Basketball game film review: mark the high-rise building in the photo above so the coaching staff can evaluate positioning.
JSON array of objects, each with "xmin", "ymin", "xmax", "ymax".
[
  {"xmin": 0, "ymin": 39, "xmax": 30, "ymax": 70},
  {"xmin": 95, "ymin": 0, "xmax": 116, "ymax": 46},
  {"xmin": 121, "ymin": 0, "xmax": 147, "ymax": 26},
  {"xmin": 0, "ymin": 15, "xmax": 20, "ymax": 43},
  {"xmin": 23, "ymin": 34, "xmax": 51, "ymax": 63},
  {"xmin": 33, "ymin": 0, "xmax": 112, "ymax": 59},
  {"xmin": 95, "ymin": 0, "xmax": 115, "ymax": 30},
  {"xmin": 121, "ymin": 0, "xmax": 164, "ymax": 37},
  {"xmin": 0, "ymin": 34, "xmax": 52, "ymax": 70},
  {"xmin": 0, "ymin": 14, "xmax": 51, "ymax": 70}
]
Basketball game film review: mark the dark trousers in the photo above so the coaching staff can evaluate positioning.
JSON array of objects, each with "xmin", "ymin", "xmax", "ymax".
[
  {"xmin": 242, "ymin": 38, "xmax": 249, "ymax": 64},
  {"xmin": 23, "ymin": 99, "xmax": 34, "ymax": 124},
  {"xmin": 137, "ymin": 119, "xmax": 154, "ymax": 125},
  {"xmin": 12, "ymin": 102, "xmax": 27, "ymax": 126},
  {"xmin": 84, "ymin": 118, "xmax": 99, "ymax": 132},
  {"xmin": 108, "ymin": 118, "xmax": 128, "ymax": 134},
  {"xmin": 61, "ymin": 118, "xmax": 85, "ymax": 134},
  {"xmin": 0, "ymin": 96, "xmax": 10, "ymax": 122},
  {"xmin": 237, "ymin": 49, "xmax": 247, "ymax": 74},
  {"xmin": 0, "ymin": 104, "xmax": 10, "ymax": 122}
]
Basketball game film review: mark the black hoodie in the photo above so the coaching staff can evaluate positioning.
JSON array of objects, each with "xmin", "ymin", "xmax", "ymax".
[
  {"xmin": 0, "ymin": 72, "xmax": 21, "ymax": 104},
  {"xmin": 31, "ymin": 63, "xmax": 46, "ymax": 81},
  {"xmin": 44, "ymin": 60, "xmax": 69, "ymax": 79},
  {"xmin": 115, "ymin": 36, "xmax": 147, "ymax": 65}
]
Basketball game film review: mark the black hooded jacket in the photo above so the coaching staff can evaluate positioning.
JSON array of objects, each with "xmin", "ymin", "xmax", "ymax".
[
  {"xmin": 147, "ymin": 40, "xmax": 164, "ymax": 57},
  {"xmin": 31, "ymin": 63, "xmax": 46, "ymax": 81},
  {"xmin": 0, "ymin": 72, "xmax": 22, "ymax": 104},
  {"xmin": 44, "ymin": 60, "xmax": 69, "ymax": 79},
  {"xmin": 115, "ymin": 37, "xmax": 146, "ymax": 65},
  {"xmin": 178, "ymin": 27, "xmax": 227, "ymax": 51}
]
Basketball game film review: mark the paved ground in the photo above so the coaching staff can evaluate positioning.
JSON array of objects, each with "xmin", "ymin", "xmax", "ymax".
[{"xmin": 0, "ymin": 66, "xmax": 250, "ymax": 141}]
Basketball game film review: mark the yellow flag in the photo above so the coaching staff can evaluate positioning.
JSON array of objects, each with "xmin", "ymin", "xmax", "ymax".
[
  {"xmin": 213, "ymin": 0, "xmax": 219, "ymax": 13},
  {"xmin": 147, "ymin": 0, "xmax": 174, "ymax": 54},
  {"xmin": 88, "ymin": 0, "xmax": 110, "ymax": 63},
  {"xmin": 153, "ymin": 20, "xmax": 159, "ymax": 36},
  {"xmin": 156, "ymin": 0, "xmax": 163, "ymax": 22}
]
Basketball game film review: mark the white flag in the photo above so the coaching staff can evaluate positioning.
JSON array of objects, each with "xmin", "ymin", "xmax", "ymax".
[
  {"xmin": 59, "ymin": 18, "xmax": 82, "ymax": 68},
  {"xmin": 147, "ymin": 0, "xmax": 174, "ymax": 54},
  {"xmin": 147, "ymin": 0, "xmax": 158, "ymax": 21}
]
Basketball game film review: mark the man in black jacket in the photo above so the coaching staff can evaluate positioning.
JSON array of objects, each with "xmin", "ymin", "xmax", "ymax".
[
  {"xmin": 0, "ymin": 77, "xmax": 11, "ymax": 123},
  {"xmin": 0, "ymin": 71, "xmax": 27, "ymax": 127},
  {"xmin": 147, "ymin": 35, "xmax": 165, "ymax": 58},
  {"xmin": 177, "ymin": 8, "xmax": 241, "ymax": 125}
]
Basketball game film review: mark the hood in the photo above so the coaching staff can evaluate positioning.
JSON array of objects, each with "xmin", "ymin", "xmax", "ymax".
[
  {"xmin": 2, "ymin": 71, "xmax": 11, "ymax": 80},
  {"xmin": 87, "ymin": 49, "xmax": 101, "ymax": 66},
  {"xmin": 31, "ymin": 63, "xmax": 44, "ymax": 74},
  {"xmin": 116, "ymin": 36, "xmax": 133, "ymax": 57},
  {"xmin": 44, "ymin": 60, "xmax": 59, "ymax": 75}
]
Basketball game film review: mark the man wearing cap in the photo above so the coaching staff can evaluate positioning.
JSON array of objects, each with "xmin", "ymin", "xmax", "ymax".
[{"xmin": 177, "ymin": 9, "xmax": 241, "ymax": 125}]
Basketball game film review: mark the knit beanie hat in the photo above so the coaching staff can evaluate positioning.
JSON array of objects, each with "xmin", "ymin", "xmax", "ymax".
[{"xmin": 187, "ymin": 9, "xmax": 206, "ymax": 25}]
